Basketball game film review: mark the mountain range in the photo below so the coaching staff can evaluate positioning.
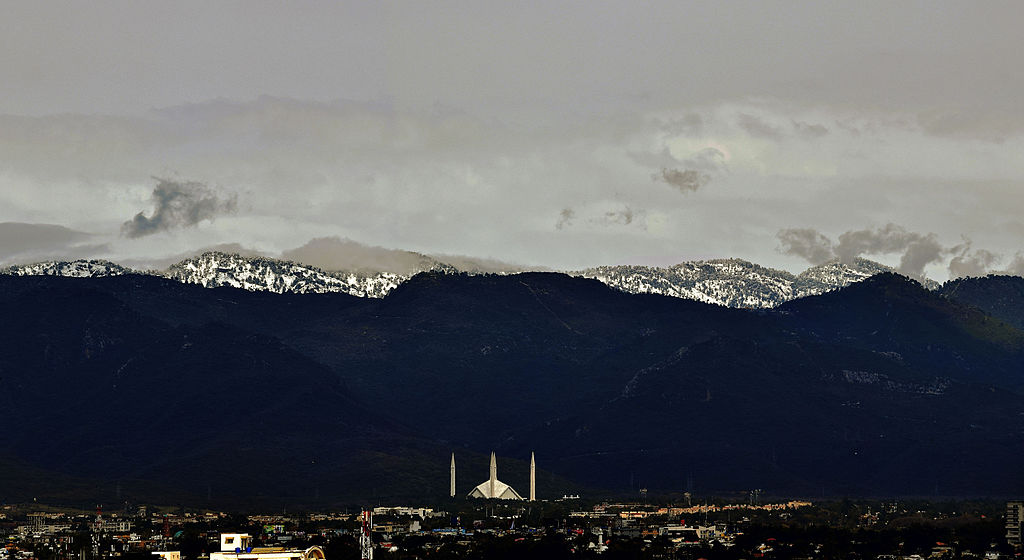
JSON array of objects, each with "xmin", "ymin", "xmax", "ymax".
[
  {"xmin": 0, "ymin": 251, "xmax": 945, "ymax": 308},
  {"xmin": 577, "ymin": 257, "xmax": 934, "ymax": 308},
  {"xmin": 1, "ymin": 268, "xmax": 1024, "ymax": 506}
]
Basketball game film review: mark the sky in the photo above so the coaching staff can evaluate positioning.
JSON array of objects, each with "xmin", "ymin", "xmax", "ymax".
[{"xmin": 1, "ymin": 1, "xmax": 1023, "ymax": 281}]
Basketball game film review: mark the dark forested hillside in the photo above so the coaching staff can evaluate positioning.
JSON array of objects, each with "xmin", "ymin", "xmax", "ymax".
[
  {"xmin": 940, "ymin": 275, "xmax": 1024, "ymax": 330},
  {"xmin": 1, "ymin": 272, "xmax": 1023, "ymax": 506}
]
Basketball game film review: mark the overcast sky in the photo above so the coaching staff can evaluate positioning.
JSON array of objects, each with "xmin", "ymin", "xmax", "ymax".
[{"xmin": 2, "ymin": 1, "xmax": 1023, "ymax": 280}]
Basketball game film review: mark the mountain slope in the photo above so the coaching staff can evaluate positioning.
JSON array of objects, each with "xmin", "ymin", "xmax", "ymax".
[
  {"xmin": 792, "ymin": 258, "xmax": 899, "ymax": 296},
  {"xmin": 578, "ymin": 257, "xmax": 912, "ymax": 308},
  {"xmin": 1, "ymin": 259, "xmax": 134, "ymax": 277},
  {"xmin": 164, "ymin": 251, "xmax": 410, "ymax": 297},
  {"xmin": 3, "ymin": 271, "xmax": 1024, "ymax": 502},
  {"xmin": 939, "ymin": 275, "xmax": 1024, "ymax": 330},
  {"xmin": 0, "ymin": 274, "xmax": 467, "ymax": 506}
]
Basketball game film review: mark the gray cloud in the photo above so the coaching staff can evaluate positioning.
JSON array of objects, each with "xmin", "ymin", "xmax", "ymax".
[
  {"xmin": 650, "ymin": 147, "xmax": 724, "ymax": 194},
  {"xmin": 122, "ymin": 178, "xmax": 237, "ymax": 238},
  {"xmin": 835, "ymin": 224, "xmax": 926, "ymax": 262},
  {"xmin": 281, "ymin": 236, "xmax": 531, "ymax": 275},
  {"xmin": 836, "ymin": 224, "xmax": 945, "ymax": 279},
  {"xmin": 596, "ymin": 207, "xmax": 637, "ymax": 226},
  {"xmin": 556, "ymin": 206, "xmax": 644, "ymax": 229},
  {"xmin": 776, "ymin": 228, "xmax": 834, "ymax": 265},
  {"xmin": 916, "ymin": 108, "xmax": 1024, "ymax": 143},
  {"xmin": 4, "ymin": 3, "xmax": 1024, "ymax": 132},
  {"xmin": 779, "ymin": 223, "xmax": 954, "ymax": 279},
  {"xmin": 686, "ymin": 147, "xmax": 726, "ymax": 172},
  {"xmin": 120, "ymin": 243, "xmax": 269, "ymax": 271},
  {"xmin": 0, "ymin": 222, "xmax": 111, "ymax": 265},
  {"xmin": 656, "ymin": 168, "xmax": 710, "ymax": 193},
  {"xmin": 1004, "ymin": 253, "xmax": 1024, "ymax": 277},
  {"xmin": 0, "ymin": 222, "xmax": 89, "ymax": 259},
  {"xmin": 895, "ymin": 234, "xmax": 944, "ymax": 280},
  {"xmin": 281, "ymin": 236, "xmax": 440, "ymax": 275},
  {"xmin": 555, "ymin": 208, "xmax": 575, "ymax": 230},
  {"xmin": 662, "ymin": 113, "xmax": 705, "ymax": 137},
  {"xmin": 947, "ymin": 242, "xmax": 1001, "ymax": 279},
  {"xmin": 793, "ymin": 120, "xmax": 829, "ymax": 138},
  {"xmin": 427, "ymin": 253, "xmax": 537, "ymax": 274},
  {"xmin": 737, "ymin": 113, "xmax": 783, "ymax": 140},
  {"xmin": 1, "ymin": 91, "xmax": 1023, "ymax": 278}
]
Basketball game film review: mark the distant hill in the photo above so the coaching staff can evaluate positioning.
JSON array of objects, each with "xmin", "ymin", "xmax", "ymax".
[
  {"xmin": 576, "ymin": 257, "xmax": 921, "ymax": 308},
  {"xmin": 939, "ymin": 275, "xmax": 1024, "ymax": 330},
  {"xmin": 165, "ymin": 251, "xmax": 412, "ymax": 297},
  {"xmin": 2, "ymin": 271, "xmax": 1023, "ymax": 505},
  {"xmin": 1, "ymin": 258, "xmax": 133, "ymax": 277}
]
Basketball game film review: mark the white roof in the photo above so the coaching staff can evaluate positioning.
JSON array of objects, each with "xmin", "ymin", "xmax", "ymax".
[{"xmin": 467, "ymin": 479, "xmax": 524, "ymax": 500}]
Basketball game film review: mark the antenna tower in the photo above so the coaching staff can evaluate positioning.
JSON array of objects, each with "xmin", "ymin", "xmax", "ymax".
[{"xmin": 360, "ymin": 510, "xmax": 373, "ymax": 560}]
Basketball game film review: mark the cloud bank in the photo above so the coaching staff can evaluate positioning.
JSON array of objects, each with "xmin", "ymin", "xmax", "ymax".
[
  {"xmin": 1, "ymin": 96, "xmax": 1023, "ymax": 277},
  {"xmin": 0, "ymin": 222, "xmax": 109, "ymax": 265},
  {"xmin": 778, "ymin": 225, "xmax": 1016, "ymax": 280}
]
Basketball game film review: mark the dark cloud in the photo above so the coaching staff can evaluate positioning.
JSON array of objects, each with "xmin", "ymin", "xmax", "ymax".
[
  {"xmin": 555, "ymin": 208, "xmax": 575, "ymax": 230},
  {"xmin": 737, "ymin": 113, "xmax": 783, "ymax": 139},
  {"xmin": 122, "ymin": 178, "xmax": 237, "ymax": 238},
  {"xmin": 655, "ymin": 168, "xmax": 710, "ymax": 193},
  {"xmin": 776, "ymin": 228, "xmax": 834, "ymax": 265}
]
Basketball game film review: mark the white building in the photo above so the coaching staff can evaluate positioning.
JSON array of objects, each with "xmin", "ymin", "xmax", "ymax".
[
  {"xmin": 467, "ymin": 452, "xmax": 524, "ymax": 500},
  {"xmin": 208, "ymin": 534, "xmax": 325, "ymax": 560}
]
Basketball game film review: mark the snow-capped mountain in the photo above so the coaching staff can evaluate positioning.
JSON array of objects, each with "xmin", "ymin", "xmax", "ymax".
[
  {"xmin": 0, "ymin": 259, "xmax": 135, "ymax": 277},
  {"xmin": 0, "ymin": 252, "xmax": 447, "ymax": 298},
  {"xmin": 0, "ymin": 251, "xmax": 931, "ymax": 307},
  {"xmin": 791, "ymin": 258, "xmax": 895, "ymax": 298},
  {"xmin": 577, "ymin": 257, "xmax": 918, "ymax": 308},
  {"xmin": 578, "ymin": 258, "xmax": 797, "ymax": 308},
  {"xmin": 164, "ymin": 251, "xmax": 413, "ymax": 297}
]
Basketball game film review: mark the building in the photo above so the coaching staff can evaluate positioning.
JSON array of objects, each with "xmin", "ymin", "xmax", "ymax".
[
  {"xmin": 468, "ymin": 452, "xmax": 524, "ymax": 500},
  {"xmin": 1008, "ymin": 501, "xmax": 1024, "ymax": 548},
  {"xmin": 208, "ymin": 534, "xmax": 325, "ymax": 560}
]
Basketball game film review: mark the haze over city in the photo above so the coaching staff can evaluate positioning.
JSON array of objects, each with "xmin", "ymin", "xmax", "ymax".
[{"xmin": 3, "ymin": 2, "xmax": 1024, "ymax": 281}]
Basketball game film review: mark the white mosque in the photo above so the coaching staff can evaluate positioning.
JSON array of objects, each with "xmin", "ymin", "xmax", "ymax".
[{"xmin": 451, "ymin": 451, "xmax": 535, "ymax": 500}]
